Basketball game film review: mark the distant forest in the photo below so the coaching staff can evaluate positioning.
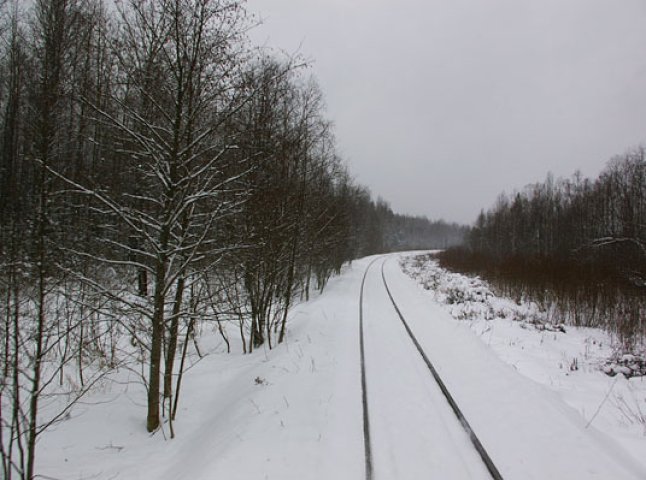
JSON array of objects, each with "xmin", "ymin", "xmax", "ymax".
[
  {"xmin": 440, "ymin": 147, "xmax": 646, "ymax": 348},
  {"xmin": 0, "ymin": 1, "xmax": 461, "ymax": 477},
  {"xmin": 384, "ymin": 208, "xmax": 467, "ymax": 251}
]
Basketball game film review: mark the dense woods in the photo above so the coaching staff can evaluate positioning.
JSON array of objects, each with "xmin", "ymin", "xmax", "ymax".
[
  {"xmin": 0, "ymin": 1, "xmax": 462, "ymax": 478},
  {"xmin": 440, "ymin": 147, "xmax": 646, "ymax": 349}
]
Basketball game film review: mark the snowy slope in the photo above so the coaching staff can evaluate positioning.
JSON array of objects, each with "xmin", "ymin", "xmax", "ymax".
[{"xmin": 37, "ymin": 254, "xmax": 646, "ymax": 479}]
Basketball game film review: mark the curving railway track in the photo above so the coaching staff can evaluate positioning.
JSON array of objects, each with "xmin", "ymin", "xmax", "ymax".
[{"xmin": 359, "ymin": 256, "xmax": 504, "ymax": 479}]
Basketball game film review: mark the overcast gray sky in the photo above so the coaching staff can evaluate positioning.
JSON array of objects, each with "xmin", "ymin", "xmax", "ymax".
[{"xmin": 247, "ymin": 0, "xmax": 646, "ymax": 224}]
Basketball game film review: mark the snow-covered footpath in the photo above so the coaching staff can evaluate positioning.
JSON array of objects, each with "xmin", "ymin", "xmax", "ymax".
[{"xmin": 37, "ymin": 253, "xmax": 646, "ymax": 479}]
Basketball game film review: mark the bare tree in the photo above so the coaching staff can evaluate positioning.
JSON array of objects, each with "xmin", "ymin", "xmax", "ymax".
[{"xmin": 50, "ymin": 0, "xmax": 253, "ymax": 433}]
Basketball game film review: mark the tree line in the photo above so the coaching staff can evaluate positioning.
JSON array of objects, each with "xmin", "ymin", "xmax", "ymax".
[
  {"xmin": 440, "ymin": 147, "xmax": 646, "ymax": 348},
  {"xmin": 0, "ymin": 1, "xmax": 463, "ymax": 478}
]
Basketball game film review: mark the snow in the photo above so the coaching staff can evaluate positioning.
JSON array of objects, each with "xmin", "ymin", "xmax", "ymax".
[
  {"xmin": 399, "ymin": 253, "xmax": 646, "ymax": 475},
  {"xmin": 362, "ymin": 261, "xmax": 490, "ymax": 479},
  {"xmin": 38, "ymin": 260, "xmax": 367, "ymax": 480},
  {"xmin": 35, "ymin": 253, "xmax": 646, "ymax": 479}
]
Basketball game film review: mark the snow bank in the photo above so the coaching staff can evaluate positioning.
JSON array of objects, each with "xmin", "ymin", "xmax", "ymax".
[{"xmin": 400, "ymin": 253, "xmax": 557, "ymax": 327}]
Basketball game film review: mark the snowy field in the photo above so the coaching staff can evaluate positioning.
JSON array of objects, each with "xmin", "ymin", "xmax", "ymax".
[{"xmin": 35, "ymin": 254, "xmax": 646, "ymax": 479}]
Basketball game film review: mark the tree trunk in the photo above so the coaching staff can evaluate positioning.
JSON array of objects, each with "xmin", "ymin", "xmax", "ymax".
[
  {"xmin": 163, "ymin": 276, "xmax": 185, "ymax": 400},
  {"xmin": 147, "ymin": 257, "xmax": 167, "ymax": 433}
]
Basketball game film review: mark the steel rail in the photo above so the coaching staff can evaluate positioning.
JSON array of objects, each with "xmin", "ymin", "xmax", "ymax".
[
  {"xmin": 380, "ymin": 258, "xmax": 504, "ymax": 480},
  {"xmin": 359, "ymin": 257, "xmax": 380, "ymax": 480}
]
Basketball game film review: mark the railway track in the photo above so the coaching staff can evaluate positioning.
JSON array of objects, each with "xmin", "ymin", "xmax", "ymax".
[{"xmin": 359, "ymin": 256, "xmax": 504, "ymax": 479}]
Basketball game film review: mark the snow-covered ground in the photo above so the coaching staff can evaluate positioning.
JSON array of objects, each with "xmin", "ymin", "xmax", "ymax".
[
  {"xmin": 36, "ymin": 253, "xmax": 646, "ymax": 479},
  {"xmin": 37, "ymin": 259, "xmax": 367, "ymax": 480},
  {"xmin": 400, "ymin": 253, "xmax": 646, "ymax": 473}
]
